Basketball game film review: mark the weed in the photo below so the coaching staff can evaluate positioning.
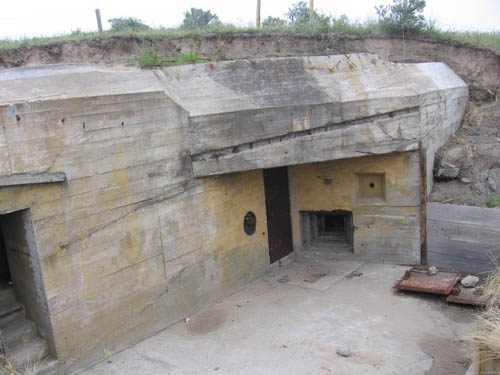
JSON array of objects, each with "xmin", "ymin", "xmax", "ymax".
[
  {"xmin": 177, "ymin": 52, "xmax": 199, "ymax": 64},
  {"xmin": 136, "ymin": 48, "xmax": 162, "ymax": 68},
  {"xmin": 486, "ymin": 196, "xmax": 500, "ymax": 208},
  {"xmin": 135, "ymin": 49, "xmax": 201, "ymax": 69},
  {"xmin": 0, "ymin": 353, "xmax": 45, "ymax": 375}
]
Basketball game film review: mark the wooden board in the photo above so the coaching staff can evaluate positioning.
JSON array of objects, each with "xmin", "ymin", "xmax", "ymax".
[{"xmin": 395, "ymin": 268, "xmax": 461, "ymax": 295}]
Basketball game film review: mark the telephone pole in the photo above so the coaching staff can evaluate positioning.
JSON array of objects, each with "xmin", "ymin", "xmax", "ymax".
[
  {"xmin": 95, "ymin": 9, "xmax": 103, "ymax": 33},
  {"xmin": 256, "ymin": 0, "xmax": 261, "ymax": 28},
  {"xmin": 309, "ymin": 0, "xmax": 315, "ymax": 22}
]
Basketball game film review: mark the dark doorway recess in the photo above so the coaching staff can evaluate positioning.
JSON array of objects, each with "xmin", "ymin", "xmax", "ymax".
[
  {"xmin": 301, "ymin": 210, "xmax": 353, "ymax": 254},
  {"xmin": 0, "ymin": 227, "xmax": 11, "ymax": 287},
  {"xmin": 263, "ymin": 167, "xmax": 294, "ymax": 263}
]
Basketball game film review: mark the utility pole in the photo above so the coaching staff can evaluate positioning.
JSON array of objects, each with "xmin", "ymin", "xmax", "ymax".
[
  {"xmin": 95, "ymin": 9, "xmax": 103, "ymax": 33},
  {"xmin": 256, "ymin": 0, "xmax": 261, "ymax": 28},
  {"xmin": 403, "ymin": 0, "xmax": 408, "ymax": 7},
  {"xmin": 309, "ymin": 0, "xmax": 315, "ymax": 22}
]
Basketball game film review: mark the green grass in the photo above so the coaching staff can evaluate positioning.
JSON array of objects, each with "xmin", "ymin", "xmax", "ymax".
[
  {"xmin": 135, "ymin": 49, "xmax": 201, "ymax": 68},
  {"xmin": 486, "ymin": 195, "xmax": 500, "ymax": 208},
  {"xmin": 0, "ymin": 22, "xmax": 499, "ymax": 53},
  {"xmin": 423, "ymin": 29, "xmax": 500, "ymax": 51}
]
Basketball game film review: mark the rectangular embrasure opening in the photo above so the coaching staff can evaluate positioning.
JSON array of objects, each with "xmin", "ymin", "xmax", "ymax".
[{"xmin": 300, "ymin": 210, "xmax": 353, "ymax": 254}]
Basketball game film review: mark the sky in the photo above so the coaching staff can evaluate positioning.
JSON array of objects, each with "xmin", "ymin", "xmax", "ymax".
[{"xmin": 0, "ymin": 0, "xmax": 499, "ymax": 40}]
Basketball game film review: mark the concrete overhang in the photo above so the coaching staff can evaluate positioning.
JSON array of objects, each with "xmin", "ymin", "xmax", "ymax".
[
  {"xmin": 0, "ymin": 55, "xmax": 468, "ymax": 179},
  {"xmin": 155, "ymin": 54, "xmax": 468, "ymax": 177}
]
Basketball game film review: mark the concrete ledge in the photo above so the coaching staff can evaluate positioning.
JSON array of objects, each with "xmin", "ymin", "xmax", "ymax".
[{"xmin": 0, "ymin": 172, "xmax": 66, "ymax": 187}]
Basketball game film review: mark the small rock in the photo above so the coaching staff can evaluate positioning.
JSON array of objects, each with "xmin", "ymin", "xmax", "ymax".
[
  {"xmin": 184, "ymin": 317, "xmax": 190, "ymax": 324},
  {"xmin": 346, "ymin": 271, "xmax": 363, "ymax": 279},
  {"xmin": 336, "ymin": 346, "xmax": 351, "ymax": 357},
  {"xmin": 427, "ymin": 266, "xmax": 438, "ymax": 276},
  {"xmin": 278, "ymin": 275, "xmax": 290, "ymax": 283},
  {"xmin": 460, "ymin": 177, "xmax": 472, "ymax": 184},
  {"xmin": 236, "ymin": 304, "xmax": 242, "ymax": 308},
  {"xmin": 436, "ymin": 164, "xmax": 460, "ymax": 180},
  {"xmin": 214, "ymin": 366, "xmax": 220, "ymax": 371},
  {"xmin": 281, "ymin": 344, "xmax": 288, "ymax": 349},
  {"xmin": 472, "ymin": 182, "xmax": 485, "ymax": 194},
  {"xmin": 488, "ymin": 178, "xmax": 497, "ymax": 192},
  {"xmin": 480, "ymin": 170, "xmax": 490, "ymax": 182},
  {"xmin": 488, "ymin": 168, "xmax": 500, "ymax": 192},
  {"xmin": 461, "ymin": 275, "xmax": 479, "ymax": 288}
]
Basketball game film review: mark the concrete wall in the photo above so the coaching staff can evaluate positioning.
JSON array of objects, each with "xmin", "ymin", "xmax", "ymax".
[
  {"xmin": 0, "ymin": 91, "xmax": 270, "ymax": 372},
  {"xmin": 427, "ymin": 203, "xmax": 500, "ymax": 274},
  {"xmin": 289, "ymin": 152, "xmax": 422, "ymax": 264}
]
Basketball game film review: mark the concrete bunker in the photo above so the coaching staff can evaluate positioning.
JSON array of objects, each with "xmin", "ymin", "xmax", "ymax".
[{"xmin": 0, "ymin": 53, "xmax": 468, "ymax": 372}]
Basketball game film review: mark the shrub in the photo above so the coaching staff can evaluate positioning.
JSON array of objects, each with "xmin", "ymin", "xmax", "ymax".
[
  {"xmin": 285, "ymin": 1, "xmax": 331, "ymax": 26},
  {"xmin": 486, "ymin": 196, "xmax": 500, "ymax": 208},
  {"xmin": 375, "ymin": 0, "xmax": 426, "ymax": 34},
  {"xmin": 262, "ymin": 16, "xmax": 287, "ymax": 29},
  {"xmin": 108, "ymin": 17, "xmax": 149, "ymax": 32},
  {"xmin": 182, "ymin": 8, "xmax": 218, "ymax": 30},
  {"xmin": 137, "ymin": 48, "xmax": 162, "ymax": 68}
]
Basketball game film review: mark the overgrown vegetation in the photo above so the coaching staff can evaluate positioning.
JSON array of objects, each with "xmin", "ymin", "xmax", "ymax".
[
  {"xmin": 136, "ymin": 49, "xmax": 201, "ymax": 68},
  {"xmin": 182, "ymin": 8, "xmax": 219, "ymax": 30},
  {"xmin": 472, "ymin": 264, "xmax": 500, "ymax": 361},
  {"xmin": 486, "ymin": 196, "xmax": 500, "ymax": 208},
  {"xmin": 0, "ymin": 354, "xmax": 43, "ymax": 375},
  {"xmin": 0, "ymin": 7, "xmax": 499, "ymax": 53},
  {"xmin": 376, "ymin": 0, "xmax": 426, "ymax": 34},
  {"xmin": 108, "ymin": 17, "xmax": 149, "ymax": 32}
]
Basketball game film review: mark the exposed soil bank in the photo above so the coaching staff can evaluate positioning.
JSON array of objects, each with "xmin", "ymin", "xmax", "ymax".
[{"xmin": 0, "ymin": 33, "xmax": 499, "ymax": 102}]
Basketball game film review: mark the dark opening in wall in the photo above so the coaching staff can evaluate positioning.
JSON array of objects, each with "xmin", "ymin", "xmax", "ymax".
[
  {"xmin": 0, "ymin": 227, "xmax": 11, "ymax": 286},
  {"xmin": 243, "ymin": 211, "xmax": 256, "ymax": 235},
  {"xmin": 300, "ymin": 210, "xmax": 353, "ymax": 254}
]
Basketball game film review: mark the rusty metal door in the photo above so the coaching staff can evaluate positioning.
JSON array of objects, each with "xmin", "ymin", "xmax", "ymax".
[{"xmin": 263, "ymin": 167, "xmax": 293, "ymax": 263}]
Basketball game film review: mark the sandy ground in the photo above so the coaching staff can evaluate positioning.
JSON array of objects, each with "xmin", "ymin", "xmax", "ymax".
[{"xmin": 78, "ymin": 256, "xmax": 475, "ymax": 375}]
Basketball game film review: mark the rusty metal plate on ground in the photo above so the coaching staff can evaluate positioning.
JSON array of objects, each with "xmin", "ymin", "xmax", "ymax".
[
  {"xmin": 446, "ymin": 284, "xmax": 486, "ymax": 306},
  {"xmin": 395, "ymin": 268, "xmax": 461, "ymax": 295}
]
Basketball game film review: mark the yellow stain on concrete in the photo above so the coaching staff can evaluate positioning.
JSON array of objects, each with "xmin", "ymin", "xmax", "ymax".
[
  {"xmin": 289, "ymin": 151, "xmax": 421, "ymax": 250},
  {"xmin": 289, "ymin": 152, "xmax": 418, "ymax": 210}
]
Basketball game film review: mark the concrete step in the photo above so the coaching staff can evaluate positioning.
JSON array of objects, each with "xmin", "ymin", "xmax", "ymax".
[
  {"xmin": 0, "ymin": 287, "xmax": 23, "ymax": 321},
  {"xmin": 37, "ymin": 357, "xmax": 59, "ymax": 375},
  {"xmin": 1, "ymin": 315, "xmax": 37, "ymax": 349},
  {"xmin": 0, "ymin": 308, "xmax": 23, "ymax": 326},
  {"xmin": 8, "ymin": 336, "xmax": 49, "ymax": 371}
]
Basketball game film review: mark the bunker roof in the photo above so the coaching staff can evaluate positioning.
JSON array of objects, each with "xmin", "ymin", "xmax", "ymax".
[{"xmin": 0, "ymin": 54, "xmax": 466, "ymax": 114}]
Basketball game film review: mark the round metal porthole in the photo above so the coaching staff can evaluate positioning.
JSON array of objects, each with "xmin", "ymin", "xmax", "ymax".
[{"xmin": 243, "ymin": 212, "xmax": 257, "ymax": 235}]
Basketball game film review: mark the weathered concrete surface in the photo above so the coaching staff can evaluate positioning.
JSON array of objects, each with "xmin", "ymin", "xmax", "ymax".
[
  {"xmin": 290, "ymin": 152, "xmax": 422, "ymax": 264},
  {"xmin": 78, "ymin": 260, "xmax": 474, "ymax": 375},
  {"xmin": 0, "ymin": 55, "xmax": 468, "ymax": 372},
  {"xmin": 0, "ymin": 65, "xmax": 270, "ymax": 372},
  {"xmin": 168, "ymin": 55, "xmax": 468, "ymax": 184},
  {"xmin": 427, "ymin": 203, "xmax": 500, "ymax": 274}
]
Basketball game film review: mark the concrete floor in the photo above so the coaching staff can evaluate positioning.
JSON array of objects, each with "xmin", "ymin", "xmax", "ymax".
[{"xmin": 78, "ymin": 256, "xmax": 475, "ymax": 375}]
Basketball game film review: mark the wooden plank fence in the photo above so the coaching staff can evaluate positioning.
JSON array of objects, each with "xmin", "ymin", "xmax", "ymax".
[{"xmin": 427, "ymin": 202, "xmax": 500, "ymax": 275}]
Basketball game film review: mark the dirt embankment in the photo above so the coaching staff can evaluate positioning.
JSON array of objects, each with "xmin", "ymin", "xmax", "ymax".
[
  {"xmin": 430, "ymin": 102, "xmax": 500, "ymax": 207},
  {"xmin": 0, "ymin": 33, "xmax": 499, "ymax": 101},
  {"xmin": 1, "ymin": 32, "xmax": 499, "ymax": 206}
]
